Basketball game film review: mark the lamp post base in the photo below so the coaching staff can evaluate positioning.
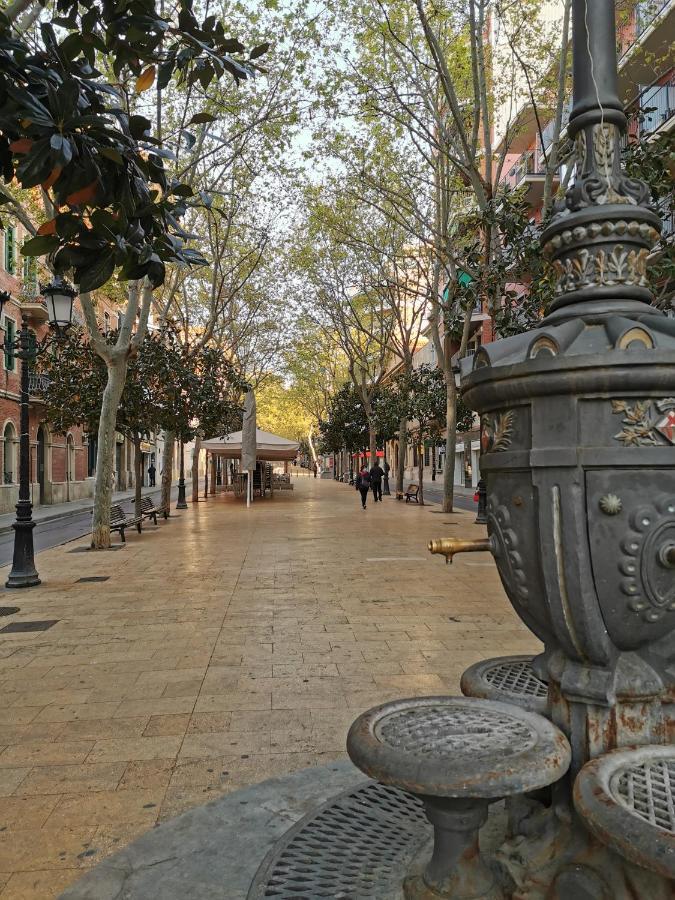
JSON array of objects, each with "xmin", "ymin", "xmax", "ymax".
[
  {"xmin": 176, "ymin": 480, "xmax": 188, "ymax": 509},
  {"xmin": 6, "ymin": 520, "xmax": 40, "ymax": 589}
]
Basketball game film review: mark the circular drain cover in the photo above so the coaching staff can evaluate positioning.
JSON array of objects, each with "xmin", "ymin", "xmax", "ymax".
[{"xmin": 247, "ymin": 781, "xmax": 431, "ymax": 899}]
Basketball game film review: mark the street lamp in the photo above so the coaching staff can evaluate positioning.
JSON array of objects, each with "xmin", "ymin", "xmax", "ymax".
[
  {"xmin": 0, "ymin": 278, "xmax": 76, "ymax": 588},
  {"xmin": 176, "ymin": 440, "xmax": 188, "ymax": 509},
  {"xmin": 41, "ymin": 276, "xmax": 76, "ymax": 336}
]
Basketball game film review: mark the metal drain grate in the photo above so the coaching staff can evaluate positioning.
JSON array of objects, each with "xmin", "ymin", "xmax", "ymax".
[
  {"xmin": 484, "ymin": 659, "xmax": 548, "ymax": 699},
  {"xmin": 0, "ymin": 620, "xmax": 58, "ymax": 633},
  {"xmin": 613, "ymin": 759, "xmax": 675, "ymax": 834},
  {"xmin": 75, "ymin": 576, "xmax": 110, "ymax": 583},
  {"xmin": 248, "ymin": 781, "xmax": 430, "ymax": 899}
]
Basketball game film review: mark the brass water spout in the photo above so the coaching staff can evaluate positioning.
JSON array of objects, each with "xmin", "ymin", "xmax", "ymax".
[{"xmin": 428, "ymin": 537, "xmax": 494, "ymax": 564}]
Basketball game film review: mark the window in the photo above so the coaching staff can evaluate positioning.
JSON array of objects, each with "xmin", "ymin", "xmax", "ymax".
[
  {"xmin": 424, "ymin": 445, "xmax": 430, "ymax": 467},
  {"xmin": 4, "ymin": 227, "xmax": 15, "ymax": 274},
  {"xmin": 3, "ymin": 422, "xmax": 16, "ymax": 484},
  {"xmin": 87, "ymin": 435, "xmax": 98, "ymax": 477},
  {"xmin": 22, "ymin": 256, "xmax": 38, "ymax": 294},
  {"xmin": 3, "ymin": 318, "xmax": 15, "ymax": 371},
  {"xmin": 104, "ymin": 312, "xmax": 110, "ymax": 334}
]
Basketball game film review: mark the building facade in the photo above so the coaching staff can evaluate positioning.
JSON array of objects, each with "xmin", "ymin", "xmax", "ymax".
[{"xmin": 0, "ymin": 224, "xmax": 161, "ymax": 514}]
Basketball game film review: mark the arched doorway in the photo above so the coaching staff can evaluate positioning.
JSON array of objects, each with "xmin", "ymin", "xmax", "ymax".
[
  {"xmin": 3, "ymin": 422, "xmax": 16, "ymax": 485},
  {"xmin": 37, "ymin": 425, "xmax": 47, "ymax": 503}
]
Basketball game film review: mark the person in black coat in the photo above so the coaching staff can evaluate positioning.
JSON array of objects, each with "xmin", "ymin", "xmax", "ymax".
[
  {"xmin": 355, "ymin": 466, "xmax": 371, "ymax": 509},
  {"xmin": 369, "ymin": 462, "xmax": 384, "ymax": 502}
]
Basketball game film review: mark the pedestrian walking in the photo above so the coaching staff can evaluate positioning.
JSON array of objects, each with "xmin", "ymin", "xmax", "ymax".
[
  {"xmin": 148, "ymin": 462, "xmax": 156, "ymax": 487},
  {"xmin": 313, "ymin": 462, "xmax": 318, "ymax": 478},
  {"xmin": 355, "ymin": 466, "xmax": 371, "ymax": 509},
  {"xmin": 369, "ymin": 460, "xmax": 384, "ymax": 502}
]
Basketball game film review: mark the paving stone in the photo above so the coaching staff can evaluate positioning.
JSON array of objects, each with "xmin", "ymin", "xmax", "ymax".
[{"xmin": 0, "ymin": 477, "xmax": 539, "ymax": 895}]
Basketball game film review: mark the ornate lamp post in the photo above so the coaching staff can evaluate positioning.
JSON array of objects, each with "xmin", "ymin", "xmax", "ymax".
[
  {"xmin": 176, "ymin": 440, "xmax": 188, "ymax": 509},
  {"xmin": 0, "ymin": 277, "xmax": 76, "ymax": 589}
]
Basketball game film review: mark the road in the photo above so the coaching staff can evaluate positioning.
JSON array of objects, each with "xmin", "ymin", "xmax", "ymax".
[
  {"xmin": 0, "ymin": 507, "xmax": 108, "ymax": 567},
  {"xmin": 0, "ymin": 488, "xmax": 181, "ymax": 569},
  {"xmin": 417, "ymin": 486, "xmax": 477, "ymax": 513}
]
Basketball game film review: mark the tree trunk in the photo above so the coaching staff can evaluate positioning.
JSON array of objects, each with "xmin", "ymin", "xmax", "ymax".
[
  {"xmin": 91, "ymin": 358, "xmax": 127, "ymax": 549},
  {"xmin": 307, "ymin": 426, "xmax": 318, "ymax": 465},
  {"xmin": 418, "ymin": 438, "xmax": 425, "ymax": 506},
  {"xmin": 133, "ymin": 434, "xmax": 142, "ymax": 518},
  {"xmin": 191, "ymin": 433, "xmax": 201, "ymax": 502},
  {"xmin": 161, "ymin": 430, "xmax": 174, "ymax": 513},
  {"xmin": 397, "ymin": 415, "xmax": 407, "ymax": 496},
  {"xmin": 368, "ymin": 422, "xmax": 377, "ymax": 470},
  {"xmin": 443, "ymin": 374, "xmax": 457, "ymax": 513}
]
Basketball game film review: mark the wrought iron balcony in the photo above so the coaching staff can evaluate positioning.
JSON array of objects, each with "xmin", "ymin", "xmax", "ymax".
[
  {"xmin": 633, "ymin": 79, "xmax": 675, "ymax": 137},
  {"xmin": 28, "ymin": 372, "xmax": 50, "ymax": 396}
]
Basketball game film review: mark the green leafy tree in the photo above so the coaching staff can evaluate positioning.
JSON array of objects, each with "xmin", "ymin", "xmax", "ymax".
[{"xmin": 38, "ymin": 328, "xmax": 242, "ymax": 519}]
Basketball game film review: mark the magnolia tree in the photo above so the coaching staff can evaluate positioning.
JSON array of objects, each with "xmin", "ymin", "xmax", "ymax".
[
  {"xmin": 37, "ymin": 328, "xmax": 243, "ymax": 515},
  {"xmin": 0, "ymin": 0, "xmax": 267, "ymax": 546}
]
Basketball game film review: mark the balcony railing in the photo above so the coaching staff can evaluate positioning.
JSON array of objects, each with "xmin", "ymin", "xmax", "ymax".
[
  {"xmin": 633, "ymin": 80, "xmax": 675, "ymax": 137},
  {"xmin": 657, "ymin": 196, "xmax": 675, "ymax": 238},
  {"xmin": 635, "ymin": 0, "xmax": 670, "ymax": 39},
  {"xmin": 541, "ymin": 101, "xmax": 573, "ymax": 150},
  {"xmin": 28, "ymin": 372, "xmax": 50, "ymax": 396},
  {"xmin": 505, "ymin": 146, "xmax": 548, "ymax": 190}
]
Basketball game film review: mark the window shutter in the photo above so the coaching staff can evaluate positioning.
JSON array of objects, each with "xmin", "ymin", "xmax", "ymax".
[
  {"xmin": 4, "ymin": 228, "xmax": 15, "ymax": 274},
  {"xmin": 4, "ymin": 319, "xmax": 15, "ymax": 370}
]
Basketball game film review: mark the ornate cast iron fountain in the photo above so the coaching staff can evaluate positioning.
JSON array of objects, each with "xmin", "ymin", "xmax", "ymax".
[{"xmin": 248, "ymin": 3, "xmax": 673, "ymax": 898}]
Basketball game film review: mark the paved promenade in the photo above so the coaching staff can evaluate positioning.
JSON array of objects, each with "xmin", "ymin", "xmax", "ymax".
[{"xmin": 0, "ymin": 478, "xmax": 539, "ymax": 898}]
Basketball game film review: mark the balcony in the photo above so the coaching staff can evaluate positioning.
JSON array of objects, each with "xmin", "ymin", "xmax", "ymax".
[
  {"xmin": 631, "ymin": 79, "xmax": 675, "ymax": 137},
  {"xmin": 656, "ymin": 196, "xmax": 674, "ymax": 239},
  {"xmin": 28, "ymin": 372, "xmax": 50, "ymax": 399},
  {"xmin": 635, "ymin": 0, "xmax": 671, "ymax": 38},
  {"xmin": 504, "ymin": 145, "xmax": 559, "ymax": 207},
  {"xmin": 619, "ymin": 0, "xmax": 674, "ymax": 84}
]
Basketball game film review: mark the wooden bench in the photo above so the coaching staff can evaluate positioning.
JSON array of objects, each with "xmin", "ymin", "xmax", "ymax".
[
  {"xmin": 140, "ymin": 495, "xmax": 168, "ymax": 524},
  {"xmin": 404, "ymin": 484, "xmax": 420, "ymax": 503},
  {"xmin": 110, "ymin": 504, "xmax": 142, "ymax": 543}
]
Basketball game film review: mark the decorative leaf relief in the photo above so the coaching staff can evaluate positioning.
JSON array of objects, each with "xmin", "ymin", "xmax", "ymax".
[
  {"xmin": 611, "ymin": 399, "xmax": 661, "ymax": 447},
  {"xmin": 553, "ymin": 245, "xmax": 650, "ymax": 294},
  {"xmin": 492, "ymin": 411, "xmax": 514, "ymax": 452}
]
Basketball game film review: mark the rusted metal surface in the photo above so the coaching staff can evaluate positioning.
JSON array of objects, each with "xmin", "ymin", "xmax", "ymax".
[
  {"xmin": 347, "ymin": 696, "xmax": 570, "ymax": 800},
  {"xmin": 460, "ymin": 655, "xmax": 549, "ymax": 715},
  {"xmin": 347, "ymin": 697, "xmax": 571, "ymax": 899},
  {"xmin": 573, "ymin": 745, "xmax": 675, "ymax": 881}
]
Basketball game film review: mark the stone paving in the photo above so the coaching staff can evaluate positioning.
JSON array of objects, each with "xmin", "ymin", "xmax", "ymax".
[{"xmin": 0, "ymin": 477, "xmax": 540, "ymax": 898}]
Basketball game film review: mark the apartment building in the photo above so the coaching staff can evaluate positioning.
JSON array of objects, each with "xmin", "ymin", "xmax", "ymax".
[
  {"xmin": 0, "ymin": 223, "xmax": 160, "ymax": 514},
  {"xmin": 501, "ymin": 0, "xmax": 674, "ymax": 232}
]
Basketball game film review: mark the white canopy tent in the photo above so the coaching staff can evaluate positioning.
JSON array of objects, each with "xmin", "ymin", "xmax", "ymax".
[{"xmin": 202, "ymin": 429, "xmax": 300, "ymax": 462}]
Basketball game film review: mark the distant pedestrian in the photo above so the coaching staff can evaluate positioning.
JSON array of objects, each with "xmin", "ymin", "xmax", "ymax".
[
  {"xmin": 370, "ymin": 460, "xmax": 384, "ymax": 502},
  {"xmin": 355, "ymin": 466, "xmax": 371, "ymax": 509},
  {"xmin": 313, "ymin": 462, "xmax": 318, "ymax": 478},
  {"xmin": 148, "ymin": 463, "xmax": 156, "ymax": 486}
]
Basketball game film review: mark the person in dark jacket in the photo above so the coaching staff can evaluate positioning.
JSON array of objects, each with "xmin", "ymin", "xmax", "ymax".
[
  {"xmin": 369, "ymin": 462, "xmax": 384, "ymax": 502},
  {"xmin": 355, "ymin": 466, "xmax": 371, "ymax": 509}
]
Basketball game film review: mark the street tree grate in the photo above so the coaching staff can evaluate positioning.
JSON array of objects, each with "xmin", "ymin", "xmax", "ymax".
[
  {"xmin": 0, "ymin": 607, "xmax": 20, "ymax": 617},
  {"xmin": 247, "ymin": 781, "xmax": 430, "ymax": 899},
  {"xmin": 0, "ymin": 620, "xmax": 58, "ymax": 633},
  {"xmin": 76, "ymin": 576, "xmax": 110, "ymax": 583}
]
